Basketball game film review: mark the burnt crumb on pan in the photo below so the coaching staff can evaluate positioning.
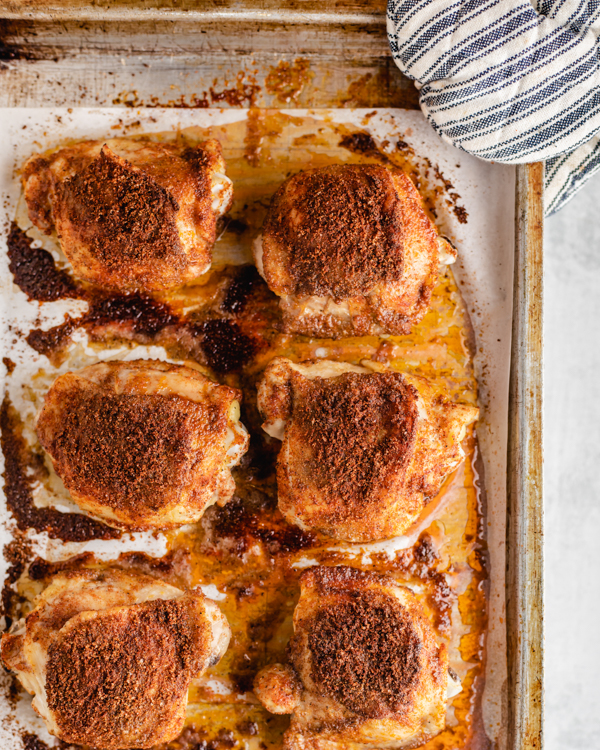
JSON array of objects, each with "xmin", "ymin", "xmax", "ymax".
[
  {"xmin": 26, "ymin": 319, "xmax": 75, "ymax": 358},
  {"xmin": 338, "ymin": 132, "xmax": 392, "ymax": 164},
  {"xmin": 0, "ymin": 398, "xmax": 119, "ymax": 542},
  {"xmin": 170, "ymin": 726, "xmax": 239, "ymax": 750},
  {"xmin": 413, "ymin": 532, "xmax": 438, "ymax": 565},
  {"xmin": 396, "ymin": 140, "xmax": 415, "ymax": 154},
  {"xmin": 3, "ymin": 357, "xmax": 15, "ymax": 375},
  {"xmin": 21, "ymin": 733, "xmax": 52, "ymax": 750},
  {"xmin": 7, "ymin": 223, "xmax": 79, "ymax": 301},
  {"xmin": 210, "ymin": 81, "xmax": 260, "ymax": 108},
  {"xmin": 192, "ymin": 319, "xmax": 259, "ymax": 374},
  {"xmin": 85, "ymin": 293, "xmax": 179, "ymax": 337},
  {"xmin": 221, "ymin": 265, "xmax": 262, "ymax": 314},
  {"xmin": 453, "ymin": 205, "xmax": 469, "ymax": 224},
  {"xmin": 1, "ymin": 536, "xmax": 33, "ymax": 627}
]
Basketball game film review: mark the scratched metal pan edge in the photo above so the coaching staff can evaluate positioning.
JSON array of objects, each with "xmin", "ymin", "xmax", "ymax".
[{"xmin": 0, "ymin": 7, "xmax": 544, "ymax": 750}]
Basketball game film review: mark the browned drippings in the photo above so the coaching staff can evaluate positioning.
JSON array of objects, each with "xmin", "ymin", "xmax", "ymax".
[
  {"xmin": 8, "ymin": 225, "xmax": 275, "ymax": 374},
  {"xmin": 265, "ymin": 58, "xmax": 311, "ymax": 104},
  {"xmin": 7, "ymin": 222, "xmax": 79, "ymax": 301},
  {"xmin": 210, "ymin": 495, "xmax": 316, "ymax": 558}
]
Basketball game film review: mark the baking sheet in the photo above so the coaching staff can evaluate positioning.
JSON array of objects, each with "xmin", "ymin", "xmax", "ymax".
[{"xmin": 0, "ymin": 108, "xmax": 515, "ymax": 748}]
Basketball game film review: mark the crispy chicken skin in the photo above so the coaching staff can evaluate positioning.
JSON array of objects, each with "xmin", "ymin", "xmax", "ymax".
[
  {"xmin": 253, "ymin": 164, "xmax": 456, "ymax": 338},
  {"xmin": 22, "ymin": 137, "xmax": 233, "ymax": 292},
  {"xmin": 254, "ymin": 566, "xmax": 451, "ymax": 750},
  {"xmin": 257, "ymin": 358, "xmax": 478, "ymax": 542},
  {"xmin": 1, "ymin": 569, "xmax": 230, "ymax": 749},
  {"xmin": 35, "ymin": 359, "xmax": 249, "ymax": 530}
]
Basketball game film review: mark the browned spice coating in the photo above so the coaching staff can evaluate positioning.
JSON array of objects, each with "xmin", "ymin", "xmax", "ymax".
[
  {"xmin": 265, "ymin": 164, "xmax": 405, "ymax": 299},
  {"xmin": 37, "ymin": 385, "xmax": 223, "ymax": 516},
  {"xmin": 45, "ymin": 597, "xmax": 209, "ymax": 748},
  {"xmin": 304, "ymin": 589, "xmax": 422, "ymax": 718},
  {"xmin": 56, "ymin": 147, "xmax": 185, "ymax": 271},
  {"xmin": 293, "ymin": 371, "xmax": 417, "ymax": 507}
]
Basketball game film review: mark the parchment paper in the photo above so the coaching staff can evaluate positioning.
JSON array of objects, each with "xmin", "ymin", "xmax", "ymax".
[{"xmin": 0, "ymin": 108, "xmax": 515, "ymax": 748}]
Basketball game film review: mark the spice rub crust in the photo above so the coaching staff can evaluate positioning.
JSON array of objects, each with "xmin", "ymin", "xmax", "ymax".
[
  {"xmin": 45, "ymin": 595, "xmax": 210, "ymax": 748},
  {"xmin": 256, "ymin": 164, "xmax": 451, "ymax": 337},
  {"xmin": 257, "ymin": 358, "xmax": 479, "ymax": 542},
  {"xmin": 307, "ymin": 588, "xmax": 421, "ymax": 718},
  {"xmin": 263, "ymin": 164, "xmax": 404, "ymax": 299},
  {"xmin": 36, "ymin": 360, "xmax": 248, "ymax": 530},
  {"xmin": 22, "ymin": 137, "xmax": 232, "ymax": 292}
]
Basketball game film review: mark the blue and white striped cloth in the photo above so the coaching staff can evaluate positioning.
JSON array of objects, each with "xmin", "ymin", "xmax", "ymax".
[{"xmin": 387, "ymin": 0, "xmax": 600, "ymax": 214}]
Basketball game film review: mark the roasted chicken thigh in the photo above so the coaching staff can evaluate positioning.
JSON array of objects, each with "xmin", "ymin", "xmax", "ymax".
[
  {"xmin": 1, "ymin": 568, "xmax": 230, "ymax": 749},
  {"xmin": 257, "ymin": 358, "xmax": 478, "ymax": 542},
  {"xmin": 36, "ymin": 359, "xmax": 249, "ymax": 529},
  {"xmin": 254, "ymin": 566, "xmax": 456, "ymax": 749},
  {"xmin": 253, "ymin": 164, "xmax": 455, "ymax": 338},
  {"xmin": 22, "ymin": 137, "xmax": 232, "ymax": 292}
]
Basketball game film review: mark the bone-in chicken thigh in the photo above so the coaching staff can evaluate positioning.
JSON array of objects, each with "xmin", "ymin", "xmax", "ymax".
[
  {"xmin": 257, "ymin": 358, "xmax": 478, "ymax": 542},
  {"xmin": 253, "ymin": 164, "xmax": 456, "ymax": 338},
  {"xmin": 1, "ymin": 569, "xmax": 230, "ymax": 749},
  {"xmin": 36, "ymin": 359, "xmax": 249, "ymax": 530},
  {"xmin": 254, "ymin": 566, "xmax": 456, "ymax": 750},
  {"xmin": 22, "ymin": 137, "xmax": 233, "ymax": 292}
]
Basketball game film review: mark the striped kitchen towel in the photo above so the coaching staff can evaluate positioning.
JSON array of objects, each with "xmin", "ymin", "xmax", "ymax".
[{"xmin": 387, "ymin": 0, "xmax": 600, "ymax": 214}]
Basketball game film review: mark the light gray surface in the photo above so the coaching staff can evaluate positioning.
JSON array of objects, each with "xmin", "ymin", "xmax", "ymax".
[{"xmin": 545, "ymin": 172, "xmax": 600, "ymax": 749}]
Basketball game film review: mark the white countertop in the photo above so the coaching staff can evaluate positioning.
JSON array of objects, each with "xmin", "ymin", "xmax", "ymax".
[{"xmin": 545, "ymin": 172, "xmax": 600, "ymax": 748}]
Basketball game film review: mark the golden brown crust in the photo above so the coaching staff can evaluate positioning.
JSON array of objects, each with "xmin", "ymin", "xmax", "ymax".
[
  {"xmin": 36, "ymin": 360, "xmax": 247, "ymax": 529},
  {"xmin": 254, "ymin": 663, "xmax": 303, "ymax": 715},
  {"xmin": 257, "ymin": 358, "xmax": 479, "ymax": 542},
  {"xmin": 45, "ymin": 594, "xmax": 211, "ymax": 748},
  {"xmin": 22, "ymin": 138, "xmax": 229, "ymax": 292},
  {"xmin": 54, "ymin": 146, "xmax": 187, "ymax": 274},
  {"xmin": 304, "ymin": 589, "xmax": 422, "ymax": 718},
  {"xmin": 258, "ymin": 165, "xmax": 441, "ymax": 338}
]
